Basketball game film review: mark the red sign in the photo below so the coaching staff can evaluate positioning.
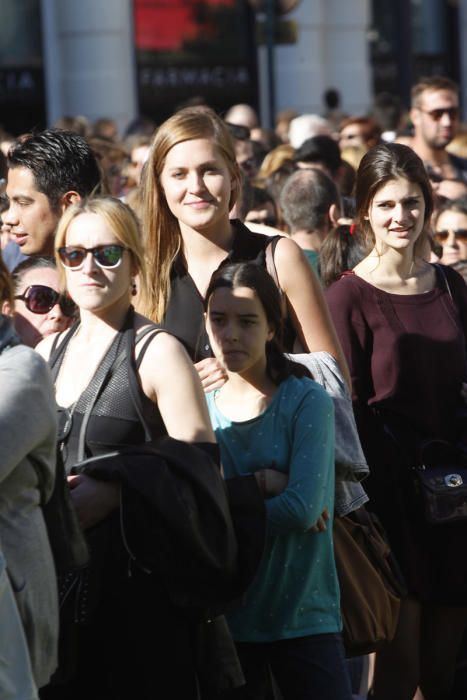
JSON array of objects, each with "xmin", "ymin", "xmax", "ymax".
[{"xmin": 134, "ymin": 0, "xmax": 235, "ymax": 52}]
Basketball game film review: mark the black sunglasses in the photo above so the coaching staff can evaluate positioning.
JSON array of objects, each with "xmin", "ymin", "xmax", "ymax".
[
  {"xmin": 15, "ymin": 285, "xmax": 77, "ymax": 317},
  {"xmin": 58, "ymin": 244, "xmax": 127, "ymax": 270},
  {"xmin": 433, "ymin": 229, "xmax": 467, "ymax": 243},
  {"xmin": 420, "ymin": 107, "xmax": 460, "ymax": 122}
]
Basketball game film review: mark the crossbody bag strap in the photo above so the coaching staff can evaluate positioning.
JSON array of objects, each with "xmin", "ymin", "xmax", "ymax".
[
  {"xmin": 433, "ymin": 263, "xmax": 467, "ymax": 380},
  {"xmin": 434, "ymin": 262, "xmax": 453, "ymax": 300}
]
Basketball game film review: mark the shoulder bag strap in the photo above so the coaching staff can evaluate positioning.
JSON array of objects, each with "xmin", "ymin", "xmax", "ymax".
[{"xmin": 434, "ymin": 262, "xmax": 453, "ymax": 300}]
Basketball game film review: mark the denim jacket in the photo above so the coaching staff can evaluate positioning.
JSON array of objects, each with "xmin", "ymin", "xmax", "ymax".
[{"xmin": 288, "ymin": 352, "xmax": 369, "ymax": 516}]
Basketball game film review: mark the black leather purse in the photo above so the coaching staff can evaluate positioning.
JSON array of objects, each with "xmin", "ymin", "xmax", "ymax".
[{"xmin": 412, "ymin": 438, "xmax": 467, "ymax": 525}]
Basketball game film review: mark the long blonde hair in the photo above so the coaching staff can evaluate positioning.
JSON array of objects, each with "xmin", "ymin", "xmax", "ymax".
[
  {"xmin": 55, "ymin": 196, "xmax": 150, "ymax": 310},
  {"xmin": 141, "ymin": 107, "xmax": 241, "ymax": 321}
]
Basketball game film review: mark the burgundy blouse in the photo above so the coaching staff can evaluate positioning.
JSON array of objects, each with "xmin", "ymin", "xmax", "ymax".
[{"xmin": 326, "ymin": 266, "xmax": 467, "ymax": 441}]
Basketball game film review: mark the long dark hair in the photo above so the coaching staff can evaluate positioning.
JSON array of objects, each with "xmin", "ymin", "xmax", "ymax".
[
  {"xmin": 205, "ymin": 262, "xmax": 311, "ymax": 384},
  {"xmin": 355, "ymin": 143, "xmax": 433, "ymax": 257},
  {"xmin": 319, "ymin": 224, "xmax": 369, "ymax": 288}
]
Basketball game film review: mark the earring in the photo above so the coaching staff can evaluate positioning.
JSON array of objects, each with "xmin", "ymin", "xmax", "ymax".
[{"xmin": 131, "ymin": 279, "xmax": 137, "ymax": 297}]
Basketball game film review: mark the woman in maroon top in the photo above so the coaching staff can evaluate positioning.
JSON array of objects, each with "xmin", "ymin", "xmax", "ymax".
[{"xmin": 326, "ymin": 143, "xmax": 467, "ymax": 700}]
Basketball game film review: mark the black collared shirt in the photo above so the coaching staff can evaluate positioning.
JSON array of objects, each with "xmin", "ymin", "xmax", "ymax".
[{"xmin": 162, "ymin": 221, "xmax": 281, "ymax": 361}]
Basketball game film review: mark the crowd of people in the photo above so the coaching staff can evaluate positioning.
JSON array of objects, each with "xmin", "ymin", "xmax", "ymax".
[{"xmin": 0, "ymin": 74, "xmax": 466, "ymax": 700}]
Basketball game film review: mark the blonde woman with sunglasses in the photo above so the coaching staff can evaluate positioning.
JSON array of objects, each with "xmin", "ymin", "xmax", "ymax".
[{"xmin": 37, "ymin": 196, "xmax": 217, "ymax": 700}]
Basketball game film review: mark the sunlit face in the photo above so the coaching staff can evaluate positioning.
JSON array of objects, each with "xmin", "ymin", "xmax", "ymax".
[
  {"xmin": 128, "ymin": 145, "xmax": 150, "ymax": 186},
  {"xmin": 367, "ymin": 177, "xmax": 426, "ymax": 253},
  {"xmin": 339, "ymin": 124, "xmax": 366, "ymax": 149},
  {"xmin": 234, "ymin": 139, "xmax": 257, "ymax": 179},
  {"xmin": 159, "ymin": 138, "xmax": 234, "ymax": 236},
  {"xmin": 206, "ymin": 286, "xmax": 274, "ymax": 377},
  {"xmin": 4, "ymin": 167, "xmax": 60, "ymax": 255},
  {"xmin": 14, "ymin": 266, "xmax": 72, "ymax": 347},
  {"xmin": 434, "ymin": 179, "xmax": 467, "ymax": 203},
  {"xmin": 435, "ymin": 209, "xmax": 467, "ymax": 265},
  {"xmin": 62, "ymin": 212, "xmax": 133, "ymax": 314},
  {"xmin": 412, "ymin": 89, "xmax": 460, "ymax": 150}
]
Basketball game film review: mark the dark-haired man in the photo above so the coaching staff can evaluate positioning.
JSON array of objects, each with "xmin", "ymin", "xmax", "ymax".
[
  {"xmin": 410, "ymin": 76, "xmax": 467, "ymax": 182},
  {"xmin": 293, "ymin": 135, "xmax": 343, "ymax": 182},
  {"xmin": 3, "ymin": 129, "xmax": 101, "ymax": 266},
  {"xmin": 280, "ymin": 168, "xmax": 340, "ymax": 275}
]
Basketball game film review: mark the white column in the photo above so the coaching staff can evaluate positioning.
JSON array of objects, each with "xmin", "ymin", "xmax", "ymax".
[
  {"xmin": 41, "ymin": 0, "xmax": 137, "ymax": 134},
  {"xmin": 265, "ymin": 0, "xmax": 371, "ymax": 118}
]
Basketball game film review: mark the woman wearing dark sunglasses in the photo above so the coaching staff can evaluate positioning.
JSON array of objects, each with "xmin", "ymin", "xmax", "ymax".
[
  {"xmin": 10, "ymin": 257, "xmax": 75, "ymax": 347},
  {"xmin": 0, "ymin": 251, "xmax": 59, "ymax": 690},
  {"xmin": 37, "ymin": 196, "xmax": 218, "ymax": 700},
  {"xmin": 434, "ymin": 196, "xmax": 467, "ymax": 267}
]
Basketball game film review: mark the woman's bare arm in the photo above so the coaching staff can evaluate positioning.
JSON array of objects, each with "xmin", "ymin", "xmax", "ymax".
[
  {"xmin": 273, "ymin": 236, "xmax": 351, "ymax": 388},
  {"xmin": 139, "ymin": 331, "xmax": 215, "ymax": 443}
]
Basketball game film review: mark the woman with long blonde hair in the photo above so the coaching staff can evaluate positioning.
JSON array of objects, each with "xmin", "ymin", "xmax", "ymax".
[
  {"xmin": 37, "ymin": 195, "xmax": 218, "ymax": 700},
  {"xmin": 140, "ymin": 106, "xmax": 349, "ymax": 390}
]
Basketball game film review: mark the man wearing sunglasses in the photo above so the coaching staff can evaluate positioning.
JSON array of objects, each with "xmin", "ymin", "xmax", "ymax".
[
  {"xmin": 410, "ymin": 76, "xmax": 467, "ymax": 182},
  {"xmin": 2, "ymin": 129, "xmax": 101, "ymax": 270}
]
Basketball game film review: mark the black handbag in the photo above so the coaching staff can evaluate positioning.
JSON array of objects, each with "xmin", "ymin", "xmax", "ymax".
[{"xmin": 412, "ymin": 439, "xmax": 467, "ymax": 525}]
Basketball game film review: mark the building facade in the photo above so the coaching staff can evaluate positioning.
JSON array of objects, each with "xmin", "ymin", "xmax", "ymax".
[{"xmin": 0, "ymin": 0, "xmax": 465, "ymax": 136}]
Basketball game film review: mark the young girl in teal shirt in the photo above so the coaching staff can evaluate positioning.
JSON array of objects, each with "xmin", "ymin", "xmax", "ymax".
[{"xmin": 205, "ymin": 262, "xmax": 351, "ymax": 700}]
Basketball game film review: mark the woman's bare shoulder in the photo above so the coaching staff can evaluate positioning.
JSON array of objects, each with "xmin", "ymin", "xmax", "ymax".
[
  {"xmin": 134, "ymin": 314, "xmax": 188, "ymax": 362},
  {"xmin": 36, "ymin": 330, "xmax": 68, "ymax": 361}
]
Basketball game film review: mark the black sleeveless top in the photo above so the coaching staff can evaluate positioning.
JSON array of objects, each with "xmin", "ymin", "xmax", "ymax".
[
  {"xmin": 49, "ymin": 308, "xmax": 166, "ymax": 471},
  {"xmin": 162, "ymin": 220, "xmax": 294, "ymax": 361}
]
